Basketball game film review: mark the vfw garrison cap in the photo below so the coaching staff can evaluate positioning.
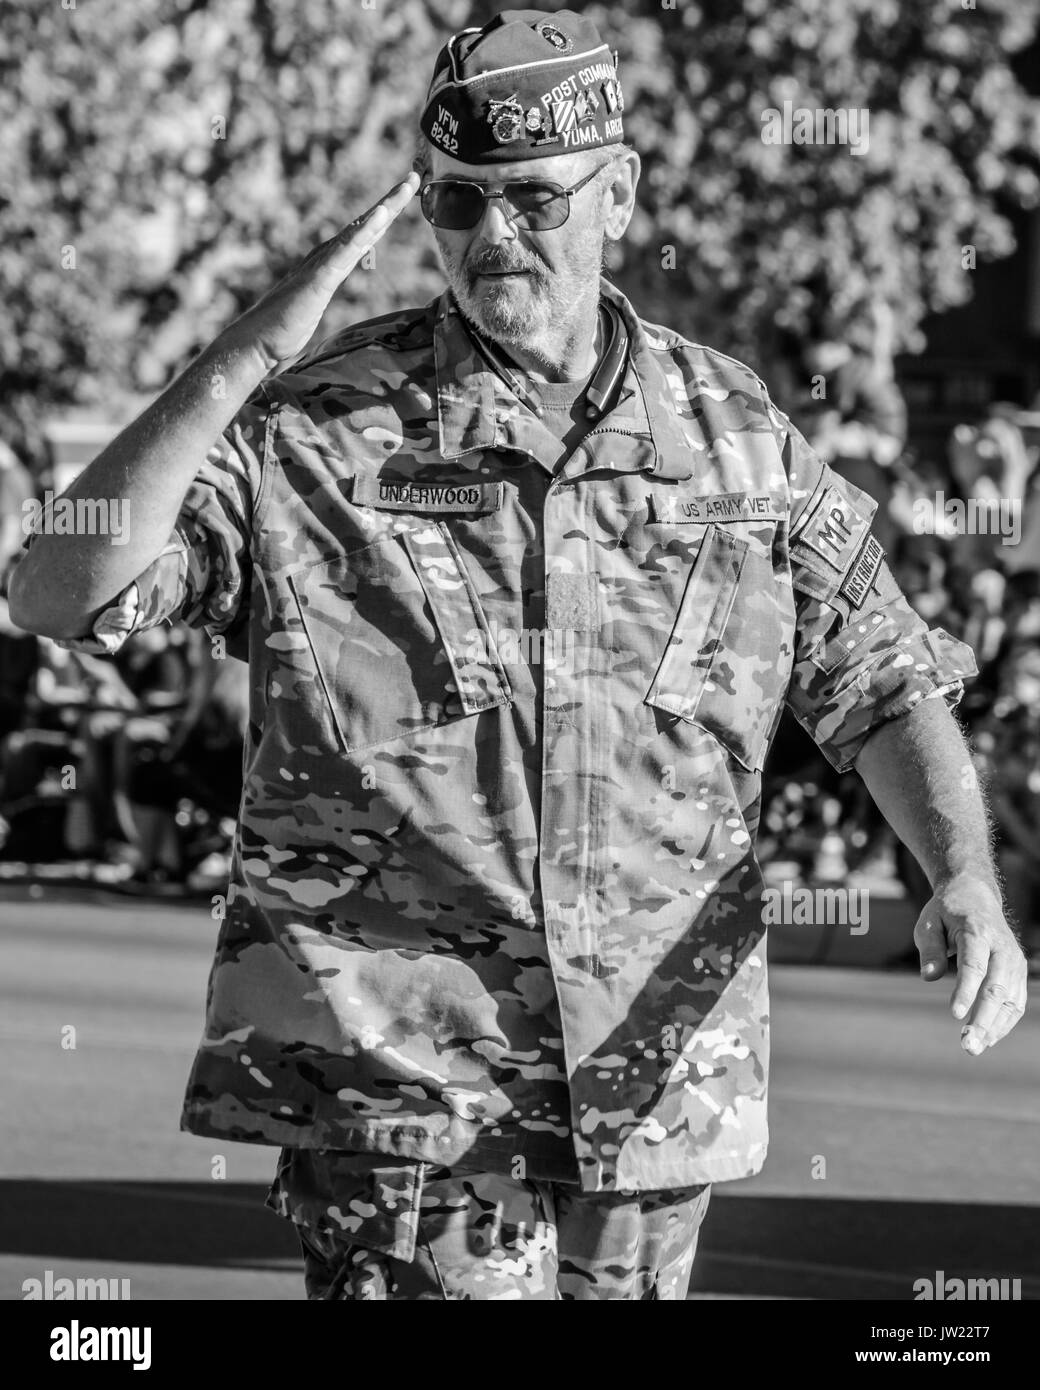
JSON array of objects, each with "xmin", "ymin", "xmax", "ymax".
[{"xmin": 419, "ymin": 8, "xmax": 625, "ymax": 164}]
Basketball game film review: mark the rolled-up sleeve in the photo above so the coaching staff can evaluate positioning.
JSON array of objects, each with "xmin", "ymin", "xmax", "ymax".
[
  {"xmin": 41, "ymin": 390, "xmax": 269, "ymax": 657},
  {"xmin": 779, "ymin": 413, "xmax": 978, "ymax": 772}
]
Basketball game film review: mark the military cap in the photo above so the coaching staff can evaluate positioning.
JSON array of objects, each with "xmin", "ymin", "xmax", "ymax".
[{"xmin": 419, "ymin": 8, "xmax": 625, "ymax": 164}]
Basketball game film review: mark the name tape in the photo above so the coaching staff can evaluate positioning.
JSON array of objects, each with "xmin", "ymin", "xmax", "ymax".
[
  {"xmin": 650, "ymin": 492, "xmax": 786, "ymax": 524},
  {"xmin": 353, "ymin": 477, "xmax": 503, "ymax": 514}
]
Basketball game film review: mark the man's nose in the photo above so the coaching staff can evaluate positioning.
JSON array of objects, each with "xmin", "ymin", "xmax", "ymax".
[{"xmin": 477, "ymin": 196, "xmax": 520, "ymax": 242}]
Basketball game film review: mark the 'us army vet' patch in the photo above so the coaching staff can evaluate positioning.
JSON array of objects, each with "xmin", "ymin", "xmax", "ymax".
[{"xmin": 649, "ymin": 492, "xmax": 787, "ymax": 524}]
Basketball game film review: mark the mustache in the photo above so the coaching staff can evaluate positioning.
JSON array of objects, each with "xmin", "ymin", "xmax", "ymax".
[{"xmin": 467, "ymin": 250, "xmax": 542, "ymax": 276}]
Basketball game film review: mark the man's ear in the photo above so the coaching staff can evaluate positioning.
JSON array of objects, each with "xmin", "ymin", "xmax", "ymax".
[{"xmin": 604, "ymin": 149, "xmax": 640, "ymax": 241}]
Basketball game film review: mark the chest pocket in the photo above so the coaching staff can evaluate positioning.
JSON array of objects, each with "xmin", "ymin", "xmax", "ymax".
[
  {"xmin": 289, "ymin": 523, "xmax": 512, "ymax": 755},
  {"xmin": 644, "ymin": 524, "xmax": 790, "ymax": 772}
]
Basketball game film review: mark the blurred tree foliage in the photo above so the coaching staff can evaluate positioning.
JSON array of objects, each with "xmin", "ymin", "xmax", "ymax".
[{"xmin": 2, "ymin": 0, "xmax": 1038, "ymax": 465}]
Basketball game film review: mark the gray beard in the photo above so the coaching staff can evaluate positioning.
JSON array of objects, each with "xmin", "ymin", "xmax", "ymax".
[
  {"xmin": 438, "ymin": 228, "xmax": 607, "ymax": 360},
  {"xmin": 451, "ymin": 273, "xmax": 600, "ymax": 366},
  {"xmin": 456, "ymin": 277, "xmax": 551, "ymax": 346}
]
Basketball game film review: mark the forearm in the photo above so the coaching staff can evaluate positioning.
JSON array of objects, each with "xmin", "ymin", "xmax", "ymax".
[
  {"xmin": 853, "ymin": 697, "xmax": 999, "ymax": 895},
  {"xmin": 9, "ymin": 175, "xmax": 420, "ymax": 643},
  {"xmin": 8, "ymin": 334, "xmax": 266, "ymax": 641}
]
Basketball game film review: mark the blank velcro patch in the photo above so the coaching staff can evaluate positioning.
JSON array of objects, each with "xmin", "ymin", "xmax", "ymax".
[{"xmin": 546, "ymin": 572, "xmax": 600, "ymax": 630}]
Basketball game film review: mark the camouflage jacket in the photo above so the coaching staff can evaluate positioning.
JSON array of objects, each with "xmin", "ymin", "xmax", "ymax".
[{"xmin": 46, "ymin": 278, "xmax": 977, "ymax": 1192}]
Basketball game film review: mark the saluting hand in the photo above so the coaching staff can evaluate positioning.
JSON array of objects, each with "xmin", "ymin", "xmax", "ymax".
[{"xmin": 221, "ymin": 172, "xmax": 421, "ymax": 375}]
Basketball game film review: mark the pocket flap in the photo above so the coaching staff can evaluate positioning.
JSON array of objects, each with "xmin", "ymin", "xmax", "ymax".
[
  {"xmin": 644, "ymin": 525, "xmax": 747, "ymax": 720},
  {"xmin": 644, "ymin": 525, "xmax": 789, "ymax": 772},
  {"xmin": 289, "ymin": 525, "xmax": 511, "ymax": 753},
  {"xmin": 267, "ymin": 1150, "xmax": 424, "ymax": 1262},
  {"xmin": 400, "ymin": 525, "xmax": 511, "ymax": 716}
]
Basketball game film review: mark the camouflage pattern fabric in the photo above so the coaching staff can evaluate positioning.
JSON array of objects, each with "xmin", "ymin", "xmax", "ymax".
[
  {"xmin": 35, "ymin": 276, "xmax": 978, "ymax": 1192},
  {"xmin": 267, "ymin": 1147, "xmax": 711, "ymax": 1300}
]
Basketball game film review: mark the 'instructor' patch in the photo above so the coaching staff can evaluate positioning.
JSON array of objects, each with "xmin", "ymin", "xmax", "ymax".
[{"xmin": 839, "ymin": 535, "xmax": 885, "ymax": 608}]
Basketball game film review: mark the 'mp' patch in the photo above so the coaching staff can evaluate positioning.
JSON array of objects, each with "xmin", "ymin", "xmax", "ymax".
[{"xmin": 794, "ymin": 485, "xmax": 873, "ymax": 573}]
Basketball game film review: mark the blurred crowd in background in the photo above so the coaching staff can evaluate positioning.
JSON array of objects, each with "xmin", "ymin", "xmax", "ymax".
[
  {"xmin": 0, "ymin": 453, "xmax": 248, "ymax": 895},
  {"xmin": 761, "ymin": 349, "xmax": 1040, "ymax": 968}
]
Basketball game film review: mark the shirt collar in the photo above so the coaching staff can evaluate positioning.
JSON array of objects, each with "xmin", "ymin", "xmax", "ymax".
[{"xmin": 432, "ymin": 278, "xmax": 695, "ymax": 480}]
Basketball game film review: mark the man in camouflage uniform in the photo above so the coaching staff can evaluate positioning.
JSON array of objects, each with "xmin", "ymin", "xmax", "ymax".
[{"xmin": 12, "ymin": 9, "xmax": 1027, "ymax": 1300}]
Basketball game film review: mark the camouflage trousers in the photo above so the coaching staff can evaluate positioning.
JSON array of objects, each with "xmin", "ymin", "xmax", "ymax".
[{"xmin": 267, "ymin": 1148, "xmax": 711, "ymax": 1301}]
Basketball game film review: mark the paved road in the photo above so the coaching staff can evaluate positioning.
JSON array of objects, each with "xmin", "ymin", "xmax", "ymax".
[{"xmin": 2, "ymin": 888, "xmax": 1037, "ymax": 1300}]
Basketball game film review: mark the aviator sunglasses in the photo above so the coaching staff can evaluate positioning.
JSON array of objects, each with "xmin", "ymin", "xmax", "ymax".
[{"xmin": 419, "ymin": 157, "xmax": 616, "ymax": 231}]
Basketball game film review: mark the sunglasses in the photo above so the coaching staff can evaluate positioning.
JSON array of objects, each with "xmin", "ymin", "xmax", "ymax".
[{"xmin": 419, "ymin": 158, "xmax": 616, "ymax": 231}]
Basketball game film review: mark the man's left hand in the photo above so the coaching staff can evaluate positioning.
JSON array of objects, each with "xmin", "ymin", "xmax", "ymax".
[{"xmin": 914, "ymin": 874, "xmax": 1027, "ymax": 1054}]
